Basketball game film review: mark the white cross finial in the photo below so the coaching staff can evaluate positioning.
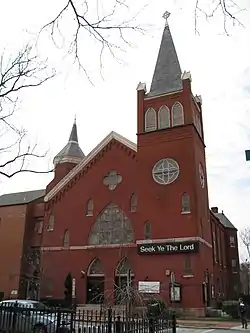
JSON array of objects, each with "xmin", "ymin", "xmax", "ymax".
[{"xmin": 163, "ymin": 11, "xmax": 171, "ymax": 26}]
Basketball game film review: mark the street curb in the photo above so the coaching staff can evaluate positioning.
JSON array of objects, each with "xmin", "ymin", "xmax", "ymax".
[{"xmin": 178, "ymin": 325, "xmax": 242, "ymax": 330}]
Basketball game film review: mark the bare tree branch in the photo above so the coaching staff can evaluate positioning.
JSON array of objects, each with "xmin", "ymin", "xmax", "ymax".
[
  {"xmin": 0, "ymin": 45, "xmax": 55, "ymax": 179},
  {"xmin": 240, "ymin": 227, "xmax": 250, "ymax": 260},
  {"xmin": 39, "ymin": 0, "xmax": 145, "ymax": 80},
  {"xmin": 194, "ymin": 0, "xmax": 245, "ymax": 34}
]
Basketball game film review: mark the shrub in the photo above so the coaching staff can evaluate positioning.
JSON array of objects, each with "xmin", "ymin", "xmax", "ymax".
[
  {"xmin": 222, "ymin": 300, "xmax": 239, "ymax": 319},
  {"xmin": 147, "ymin": 298, "xmax": 166, "ymax": 317}
]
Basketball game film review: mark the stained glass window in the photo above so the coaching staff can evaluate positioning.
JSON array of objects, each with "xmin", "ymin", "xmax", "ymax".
[
  {"xmin": 130, "ymin": 193, "xmax": 137, "ymax": 212},
  {"xmin": 116, "ymin": 258, "xmax": 133, "ymax": 276},
  {"xmin": 88, "ymin": 203, "xmax": 134, "ymax": 245},
  {"xmin": 86, "ymin": 199, "xmax": 94, "ymax": 216},
  {"xmin": 158, "ymin": 105, "xmax": 170, "ymax": 129},
  {"xmin": 103, "ymin": 171, "xmax": 122, "ymax": 190},
  {"xmin": 63, "ymin": 230, "xmax": 70, "ymax": 248},
  {"xmin": 181, "ymin": 193, "xmax": 191, "ymax": 213},
  {"xmin": 88, "ymin": 258, "xmax": 104, "ymax": 275},
  {"xmin": 172, "ymin": 102, "xmax": 184, "ymax": 126},
  {"xmin": 145, "ymin": 108, "xmax": 157, "ymax": 132}
]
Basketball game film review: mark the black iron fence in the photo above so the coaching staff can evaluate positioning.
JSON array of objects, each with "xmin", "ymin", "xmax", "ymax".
[{"xmin": 0, "ymin": 303, "xmax": 176, "ymax": 333}]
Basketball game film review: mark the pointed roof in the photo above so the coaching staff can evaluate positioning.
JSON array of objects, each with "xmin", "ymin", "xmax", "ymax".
[
  {"xmin": 147, "ymin": 12, "xmax": 183, "ymax": 97},
  {"xmin": 45, "ymin": 131, "xmax": 137, "ymax": 202},
  {"xmin": 53, "ymin": 119, "xmax": 85, "ymax": 165}
]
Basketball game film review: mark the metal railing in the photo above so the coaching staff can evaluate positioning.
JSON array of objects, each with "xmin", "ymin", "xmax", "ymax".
[{"xmin": 0, "ymin": 303, "xmax": 177, "ymax": 333}]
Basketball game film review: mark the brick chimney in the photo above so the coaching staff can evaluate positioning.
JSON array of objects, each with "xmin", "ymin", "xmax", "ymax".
[{"xmin": 211, "ymin": 207, "xmax": 218, "ymax": 213}]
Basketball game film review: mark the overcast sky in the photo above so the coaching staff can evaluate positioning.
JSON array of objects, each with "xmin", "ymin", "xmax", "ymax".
[{"xmin": 1, "ymin": 0, "xmax": 250, "ymax": 256}]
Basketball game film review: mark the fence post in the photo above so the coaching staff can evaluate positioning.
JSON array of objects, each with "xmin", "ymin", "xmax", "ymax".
[
  {"xmin": 12, "ymin": 301, "xmax": 18, "ymax": 333},
  {"xmin": 148, "ymin": 316, "xmax": 154, "ymax": 333},
  {"xmin": 115, "ymin": 316, "xmax": 121, "ymax": 333},
  {"xmin": 172, "ymin": 311, "xmax": 176, "ymax": 333},
  {"xmin": 107, "ymin": 308, "xmax": 112, "ymax": 333}
]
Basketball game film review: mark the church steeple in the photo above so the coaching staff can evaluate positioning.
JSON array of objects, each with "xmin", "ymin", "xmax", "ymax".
[
  {"xmin": 148, "ymin": 11, "xmax": 182, "ymax": 97},
  {"xmin": 53, "ymin": 119, "xmax": 85, "ymax": 166}
]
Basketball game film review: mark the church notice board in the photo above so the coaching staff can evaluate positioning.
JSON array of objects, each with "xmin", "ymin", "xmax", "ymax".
[{"xmin": 137, "ymin": 241, "xmax": 199, "ymax": 255}]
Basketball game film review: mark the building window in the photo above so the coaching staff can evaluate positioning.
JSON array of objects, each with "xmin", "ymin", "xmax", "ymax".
[
  {"xmin": 145, "ymin": 108, "xmax": 157, "ymax": 132},
  {"xmin": 47, "ymin": 215, "xmax": 54, "ymax": 231},
  {"xmin": 63, "ymin": 230, "xmax": 70, "ymax": 248},
  {"xmin": 144, "ymin": 221, "xmax": 151, "ymax": 240},
  {"xmin": 152, "ymin": 158, "xmax": 180, "ymax": 185},
  {"xmin": 88, "ymin": 203, "xmax": 134, "ymax": 245},
  {"xmin": 172, "ymin": 102, "xmax": 184, "ymax": 127},
  {"xmin": 212, "ymin": 231, "xmax": 217, "ymax": 263},
  {"xmin": 37, "ymin": 220, "xmax": 43, "ymax": 234},
  {"xmin": 86, "ymin": 199, "xmax": 94, "ymax": 216},
  {"xmin": 103, "ymin": 170, "xmax": 122, "ymax": 190},
  {"xmin": 230, "ymin": 236, "xmax": 235, "ymax": 247},
  {"xmin": 183, "ymin": 255, "xmax": 192, "ymax": 275},
  {"xmin": 158, "ymin": 105, "xmax": 170, "ymax": 129},
  {"xmin": 232, "ymin": 259, "xmax": 237, "ymax": 273},
  {"xmin": 130, "ymin": 193, "xmax": 137, "ymax": 212},
  {"xmin": 181, "ymin": 193, "xmax": 191, "ymax": 213},
  {"xmin": 88, "ymin": 258, "xmax": 104, "ymax": 276}
]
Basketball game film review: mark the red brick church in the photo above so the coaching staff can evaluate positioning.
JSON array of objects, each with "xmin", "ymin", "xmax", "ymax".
[{"xmin": 0, "ymin": 13, "xmax": 240, "ymax": 313}]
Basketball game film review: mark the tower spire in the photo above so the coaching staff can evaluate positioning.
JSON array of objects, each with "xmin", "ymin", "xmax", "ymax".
[
  {"xmin": 53, "ymin": 119, "xmax": 85, "ymax": 165},
  {"xmin": 148, "ymin": 11, "xmax": 182, "ymax": 97},
  {"xmin": 69, "ymin": 117, "xmax": 78, "ymax": 143}
]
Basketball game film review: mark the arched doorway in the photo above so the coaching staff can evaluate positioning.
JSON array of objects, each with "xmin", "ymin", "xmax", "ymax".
[
  {"xmin": 86, "ymin": 258, "xmax": 105, "ymax": 304},
  {"xmin": 115, "ymin": 258, "xmax": 134, "ymax": 304}
]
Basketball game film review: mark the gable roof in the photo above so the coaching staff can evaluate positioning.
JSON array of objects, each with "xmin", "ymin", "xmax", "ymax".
[
  {"xmin": 214, "ymin": 212, "xmax": 237, "ymax": 230},
  {"xmin": 44, "ymin": 131, "xmax": 137, "ymax": 202},
  {"xmin": 0, "ymin": 189, "xmax": 45, "ymax": 207}
]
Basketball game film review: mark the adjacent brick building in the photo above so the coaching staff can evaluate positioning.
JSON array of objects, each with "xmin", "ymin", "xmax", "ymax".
[{"xmin": 0, "ymin": 15, "xmax": 240, "ymax": 313}]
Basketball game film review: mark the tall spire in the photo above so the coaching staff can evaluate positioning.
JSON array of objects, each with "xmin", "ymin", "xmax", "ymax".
[
  {"xmin": 69, "ymin": 116, "xmax": 78, "ymax": 142},
  {"xmin": 148, "ymin": 11, "xmax": 183, "ymax": 97},
  {"xmin": 53, "ymin": 119, "xmax": 85, "ymax": 165}
]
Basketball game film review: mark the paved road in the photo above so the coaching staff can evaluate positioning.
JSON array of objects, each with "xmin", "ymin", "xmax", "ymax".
[{"xmin": 177, "ymin": 328, "xmax": 245, "ymax": 333}]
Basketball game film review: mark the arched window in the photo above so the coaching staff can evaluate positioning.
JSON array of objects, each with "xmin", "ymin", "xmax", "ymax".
[
  {"xmin": 47, "ymin": 215, "xmax": 54, "ymax": 231},
  {"xmin": 183, "ymin": 255, "xmax": 192, "ymax": 275},
  {"xmin": 144, "ymin": 221, "xmax": 151, "ymax": 240},
  {"xmin": 145, "ymin": 108, "xmax": 157, "ymax": 132},
  {"xmin": 88, "ymin": 258, "xmax": 104, "ymax": 276},
  {"xmin": 181, "ymin": 193, "xmax": 191, "ymax": 213},
  {"xmin": 115, "ymin": 257, "xmax": 134, "ymax": 276},
  {"xmin": 63, "ymin": 230, "xmax": 70, "ymax": 248},
  {"xmin": 88, "ymin": 203, "xmax": 134, "ymax": 245},
  {"xmin": 86, "ymin": 198, "xmax": 94, "ymax": 216},
  {"xmin": 130, "ymin": 193, "xmax": 137, "ymax": 212},
  {"xmin": 158, "ymin": 105, "xmax": 170, "ymax": 129},
  {"xmin": 172, "ymin": 102, "xmax": 184, "ymax": 127}
]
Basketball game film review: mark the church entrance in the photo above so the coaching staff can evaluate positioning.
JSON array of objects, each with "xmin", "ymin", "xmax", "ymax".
[
  {"xmin": 114, "ymin": 258, "xmax": 134, "ymax": 305},
  {"xmin": 86, "ymin": 258, "xmax": 104, "ymax": 304}
]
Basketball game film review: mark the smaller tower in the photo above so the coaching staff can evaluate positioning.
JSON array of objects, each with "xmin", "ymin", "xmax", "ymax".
[{"xmin": 47, "ymin": 119, "xmax": 85, "ymax": 192}]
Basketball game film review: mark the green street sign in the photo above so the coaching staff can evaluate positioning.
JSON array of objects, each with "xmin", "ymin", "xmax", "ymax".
[{"xmin": 246, "ymin": 150, "xmax": 250, "ymax": 161}]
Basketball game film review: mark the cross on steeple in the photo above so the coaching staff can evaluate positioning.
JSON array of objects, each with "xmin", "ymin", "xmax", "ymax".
[{"xmin": 162, "ymin": 11, "xmax": 170, "ymax": 26}]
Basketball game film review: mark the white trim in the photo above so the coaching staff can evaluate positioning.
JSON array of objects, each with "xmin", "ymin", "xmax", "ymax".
[
  {"xmin": 54, "ymin": 156, "xmax": 82, "ymax": 165},
  {"xmin": 145, "ymin": 89, "xmax": 183, "ymax": 100},
  {"xmin": 41, "ymin": 243, "xmax": 136, "ymax": 251},
  {"xmin": 45, "ymin": 131, "xmax": 137, "ymax": 202},
  {"xmin": 41, "ymin": 237, "xmax": 212, "ymax": 251}
]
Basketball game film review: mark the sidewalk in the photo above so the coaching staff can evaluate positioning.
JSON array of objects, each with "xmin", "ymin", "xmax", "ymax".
[{"xmin": 177, "ymin": 319, "xmax": 244, "ymax": 330}]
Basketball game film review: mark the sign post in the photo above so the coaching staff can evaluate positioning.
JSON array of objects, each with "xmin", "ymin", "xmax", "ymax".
[
  {"xmin": 170, "ymin": 272, "xmax": 177, "ymax": 333},
  {"xmin": 170, "ymin": 272, "xmax": 176, "ymax": 302}
]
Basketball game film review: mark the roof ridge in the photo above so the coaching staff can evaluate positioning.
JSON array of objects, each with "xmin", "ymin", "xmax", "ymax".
[{"xmin": 45, "ymin": 131, "xmax": 137, "ymax": 202}]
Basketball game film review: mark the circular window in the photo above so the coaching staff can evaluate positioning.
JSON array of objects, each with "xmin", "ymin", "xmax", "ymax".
[{"xmin": 152, "ymin": 158, "xmax": 180, "ymax": 185}]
